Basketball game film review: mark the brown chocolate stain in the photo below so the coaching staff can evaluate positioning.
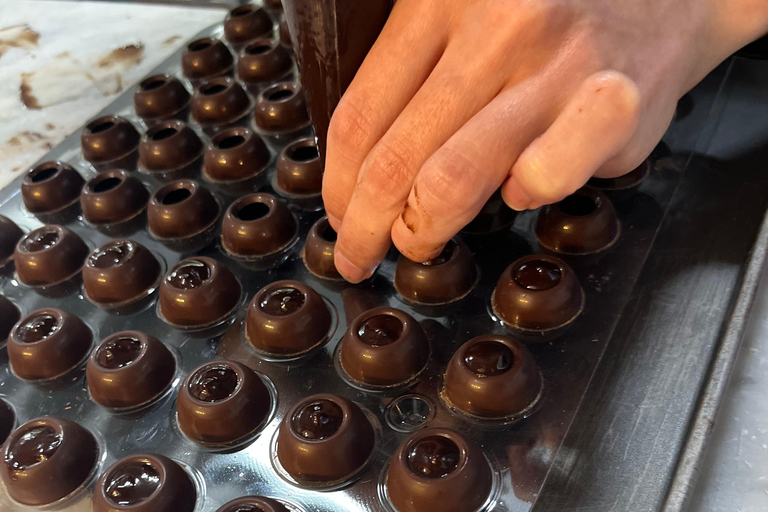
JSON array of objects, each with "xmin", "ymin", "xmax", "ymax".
[
  {"xmin": 44, "ymin": 123, "xmax": 55, "ymax": 130},
  {"xmin": 163, "ymin": 35, "xmax": 182, "ymax": 45},
  {"xmin": 20, "ymin": 74, "xmax": 40, "ymax": 109},
  {"xmin": 97, "ymin": 44, "xmax": 144, "ymax": 68},
  {"xmin": 0, "ymin": 24, "xmax": 40, "ymax": 58},
  {"xmin": 0, "ymin": 131, "xmax": 54, "ymax": 160}
]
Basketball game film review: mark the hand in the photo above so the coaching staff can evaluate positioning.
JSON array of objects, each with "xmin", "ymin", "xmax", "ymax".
[{"xmin": 322, "ymin": 0, "xmax": 768, "ymax": 282}]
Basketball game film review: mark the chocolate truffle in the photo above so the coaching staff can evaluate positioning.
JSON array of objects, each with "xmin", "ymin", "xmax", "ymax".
[
  {"xmin": 340, "ymin": 307, "xmax": 430, "ymax": 389},
  {"xmin": 83, "ymin": 240, "xmax": 161, "ymax": 309},
  {"xmin": 302, "ymin": 216, "xmax": 342, "ymax": 280},
  {"xmin": 394, "ymin": 239, "xmax": 477, "ymax": 305},
  {"xmin": 264, "ymin": 0, "xmax": 283, "ymax": 11},
  {"xmin": 221, "ymin": 193, "xmax": 297, "ymax": 258},
  {"xmin": 0, "ymin": 215, "xmax": 23, "ymax": 269},
  {"xmin": 386, "ymin": 428, "xmax": 492, "ymax": 512},
  {"xmin": 442, "ymin": 335, "xmax": 541, "ymax": 420},
  {"xmin": 275, "ymin": 137, "xmax": 322, "ymax": 196},
  {"xmin": 535, "ymin": 186, "xmax": 620, "ymax": 255},
  {"xmin": 0, "ymin": 417, "xmax": 98, "ymax": 507},
  {"xmin": 238, "ymin": 39, "xmax": 293, "ymax": 88},
  {"xmin": 158, "ymin": 257, "xmax": 242, "ymax": 329},
  {"xmin": 216, "ymin": 496, "xmax": 291, "ymax": 512},
  {"xmin": 81, "ymin": 170, "xmax": 149, "ymax": 226},
  {"xmin": 276, "ymin": 394, "xmax": 375, "ymax": 487},
  {"xmin": 134, "ymin": 74, "xmax": 191, "ymax": 124},
  {"xmin": 224, "ymin": 5, "xmax": 274, "ymax": 48},
  {"xmin": 202, "ymin": 127, "xmax": 270, "ymax": 185},
  {"xmin": 588, "ymin": 159, "xmax": 650, "ymax": 203},
  {"xmin": 14, "ymin": 225, "xmax": 89, "ymax": 288},
  {"xmin": 147, "ymin": 179, "xmax": 220, "ymax": 245},
  {"xmin": 81, "ymin": 115, "xmax": 140, "ymax": 170},
  {"xmin": 279, "ymin": 17, "xmax": 291, "ymax": 48},
  {"xmin": 491, "ymin": 254, "xmax": 584, "ymax": 338},
  {"xmin": 21, "ymin": 161, "xmax": 84, "ymax": 216},
  {"xmin": 253, "ymin": 82, "xmax": 310, "ymax": 133},
  {"xmin": 0, "ymin": 398, "xmax": 14, "ymax": 445},
  {"xmin": 139, "ymin": 120, "xmax": 204, "ymax": 180},
  {"xmin": 93, "ymin": 454, "xmax": 196, "ymax": 512},
  {"xmin": 191, "ymin": 77, "xmax": 251, "ymax": 129},
  {"xmin": 181, "ymin": 37, "xmax": 234, "ymax": 81},
  {"xmin": 8, "ymin": 308, "xmax": 92, "ymax": 381},
  {"xmin": 0, "ymin": 295, "xmax": 20, "ymax": 345},
  {"xmin": 177, "ymin": 360, "xmax": 272, "ymax": 447},
  {"xmin": 87, "ymin": 331, "xmax": 175, "ymax": 410},
  {"xmin": 245, "ymin": 280, "xmax": 332, "ymax": 358}
]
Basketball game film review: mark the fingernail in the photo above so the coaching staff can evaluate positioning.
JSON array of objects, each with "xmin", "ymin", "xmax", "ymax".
[
  {"xmin": 327, "ymin": 213, "xmax": 342, "ymax": 231},
  {"xmin": 334, "ymin": 251, "xmax": 374, "ymax": 284}
]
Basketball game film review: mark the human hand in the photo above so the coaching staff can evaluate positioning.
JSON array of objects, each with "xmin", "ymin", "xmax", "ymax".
[{"xmin": 322, "ymin": 0, "xmax": 768, "ymax": 282}]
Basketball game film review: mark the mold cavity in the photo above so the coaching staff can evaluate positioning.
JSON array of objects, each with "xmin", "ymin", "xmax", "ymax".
[
  {"xmin": 464, "ymin": 341, "xmax": 514, "ymax": 377},
  {"xmin": 514, "ymin": 260, "xmax": 562, "ymax": 291},
  {"xmin": 228, "ymin": 507, "xmax": 262, "ymax": 512},
  {"xmin": 22, "ymin": 229, "xmax": 59, "ymax": 252},
  {"xmin": 188, "ymin": 39, "xmax": 212, "ymax": 52},
  {"xmin": 422, "ymin": 240, "xmax": 456, "ymax": 266},
  {"xmin": 89, "ymin": 241, "xmax": 134, "ymax": 269},
  {"xmin": 231, "ymin": 4, "xmax": 255, "ymax": 16},
  {"xmin": 201, "ymin": 83, "xmax": 228, "ymax": 95},
  {"xmin": 290, "ymin": 145, "xmax": 319, "ymax": 162},
  {"xmin": 167, "ymin": 260, "xmax": 211, "ymax": 289},
  {"xmin": 319, "ymin": 220, "xmax": 337, "ymax": 243},
  {"xmin": 358, "ymin": 314, "xmax": 403, "ymax": 346},
  {"xmin": 16, "ymin": 314, "xmax": 59, "ymax": 343},
  {"xmin": 267, "ymin": 88, "xmax": 293, "ymax": 102},
  {"xmin": 246, "ymin": 44, "xmax": 272, "ymax": 55},
  {"xmin": 160, "ymin": 187, "xmax": 192, "ymax": 205},
  {"xmin": 189, "ymin": 365, "xmax": 239, "ymax": 402},
  {"xmin": 105, "ymin": 462, "xmax": 160, "ymax": 506},
  {"xmin": 291, "ymin": 399, "xmax": 343, "ymax": 440},
  {"xmin": 386, "ymin": 395, "xmax": 433, "ymax": 432},
  {"xmin": 140, "ymin": 76, "xmax": 167, "ymax": 91},
  {"xmin": 235, "ymin": 201, "xmax": 269, "ymax": 221},
  {"xmin": 407, "ymin": 436, "xmax": 461, "ymax": 478},
  {"xmin": 89, "ymin": 120, "xmax": 115, "ymax": 134},
  {"xmin": 96, "ymin": 336, "xmax": 143, "ymax": 369},
  {"xmin": 217, "ymin": 135, "xmax": 245, "ymax": 149},
  {"xmin": 260, "ymin": 287, "xmax": 305, "ymax": 315},
  {"xmin": 151, "ymin": 127, "xmax": 178, "ymax": 141},
  {"xmin": 29, "ymin": 164, "xmax": 59, "ymax": 183},
  {"xmin": 6, "ymin": 425, "xmax": 62, "ymax": 471},
  {"xmin": 91, "ymin": 176, "xmax": 122, "ymax": 193},
  {"xmin": 559, "ymin": 193, "xmax": 597, "ymax": 216}
]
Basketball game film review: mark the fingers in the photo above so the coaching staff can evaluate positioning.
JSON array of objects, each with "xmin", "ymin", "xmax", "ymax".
[
  {"xmin": 322, "ymin": 0, "xmax": 448, "ymax": 225},
  {"xmin": 502, "ymin": 70, "xmax": 641, "ymax": 210}
]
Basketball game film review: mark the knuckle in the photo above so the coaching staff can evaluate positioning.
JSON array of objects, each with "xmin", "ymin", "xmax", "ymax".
[
  {"xmin": 419, "ymin": 149, "xmax": 479, "ymax": 210},
  {"xmin": 362, "ymin": 140, "xmax": 415, "ymax": 197},
  {"xmin": 328, "ymin": 95, "xmax": 376, "ymax": 150}
]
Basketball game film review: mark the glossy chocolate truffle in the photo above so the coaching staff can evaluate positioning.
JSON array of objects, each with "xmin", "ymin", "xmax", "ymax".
[
  {"xmin": 588, "ymin": 159, "xmax": 650, "ymax": 203},
  {"xmin": 302, "ymin": 216, "xmax": 342, "ymax": 280},
  {"xmin": 0, "ymin": 295, "xmax": 20, "ymax": 344},
  {"xmin": 253, "ymin": 82, "xmax": 310, "ymax": 133},
  {"xmin": 221, "ymin": 193, "xmax": 297, "ymax": 258},
  {"xmin": 386, "ymin": 428, "xmax": 492, "ymax": 512},
  {"xmin": 81, "ymin": 170, "xmax": 149, "ymax": 226},
  {"xmin": 134, "ymin": 74, "xmax": 191, "ymax": 123},
  {"xmin": 87, "ymin": 331, "xmax": 175, "ymax": 410},
  {"xmin": 158, "ymin": 257, "xmax": 242, "ymax": 329},
  {"xmin": 340, "ymin": 308, "xmax": 430, "ymax": 388},
  {"xmin": 245, "ymin": 280, "xmax": 332, "ymax": 357},
  {"xmin": 21, "ymin": 161, "xmax": 84, "ymax": 215},
  {"xmin": 394, "ymin": 239, "xmax": 477, "ymax": 305},
  {"xmin": 177, "ymin": 360, "xmax": 272, "ymax": 447},
  {"xmin": 181, "ymin": 37, "xmax": 234, "ymax": 81},
  {"xmin": 216, "ymin": 496, "xmax": 291, "ymax": 512},
  {"xmin": 238, "ymin": 39, "xmax": 293, "ymax": 87},
  {"xmin": 148, "ymin": 179, "xmax": 220, "ymax": 242},
  {"xmin": 1, "ymin": 417, "xmax": 98, "ymax": 506},
  {"xmin": 0, "ymin": 398, "xmax": 14, "ymax": 445},
  {"xmin": 203, "ymin": 127, "xmax": 270, "ymax": 183},
  {"xmin": 139, "ymin": 120, "xmax": 204, "ymax": 179},
  {"xmin": 83, "ymin": 240, "xmax": 161, "ymax": 309},
  {"xmin": 93, "ymin": 454, "xmax": 196, "ymax": 512},
  {"xmin": 0, "ymin": 215, "xmax": 23, "ymax": 268},
  {"xmin": 491, "ymin": 254, "xmax": 584, "ymax": 336},
  {"xmin": 14, "ymin": 225, "xmax": 88, "ymax": 288},
  {"xmin": 224, "ymin": 4, "xmax": 273, "ymax": 47},
  {"xmin": 442, "ymin": 335, "xmax": 541, "ymax": 420},
  {"xmin": 276, "ymin": 137, "xmax": 322, "ymax": 196},
  {"xmin": 535, "ymin": 187, "xmax": 620, "ymax": 255},
  {"xmin": 8, "ymin": 308, "xmax": 92, "ymax": 381},
  {"xmin": 81, "ymin": 115, "xmax": 140, "ymax": 170},
  {"xmin": 276, "ymin": 394, "xmax": 375, "ymax": 486},
  {"xmin": 191, "ymin": 77, "xmax": 251, "ymax": 128}
]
